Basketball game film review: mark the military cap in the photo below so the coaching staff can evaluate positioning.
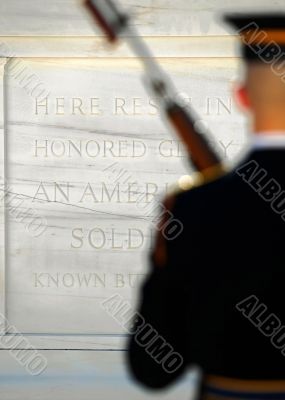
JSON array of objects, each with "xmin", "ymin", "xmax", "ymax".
[{"xmin": 224, "ymin": 14, "xmax": 285, "ymax": 62}]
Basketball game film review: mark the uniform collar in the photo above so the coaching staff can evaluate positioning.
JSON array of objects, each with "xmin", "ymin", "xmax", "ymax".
[{"xmin": 251, "ymin": 132, "xmax": 285, "ymax": 150}]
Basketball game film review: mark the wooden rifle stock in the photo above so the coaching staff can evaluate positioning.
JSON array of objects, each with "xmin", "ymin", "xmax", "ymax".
[{"xmin": 166, "ymin": 102, "xmax": 223, "ymax": 177}]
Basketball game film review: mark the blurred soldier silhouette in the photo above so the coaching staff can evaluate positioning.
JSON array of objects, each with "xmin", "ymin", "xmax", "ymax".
[{"xmin": 128, "ymin": 14, "xmax": 285, "ymax": 400}]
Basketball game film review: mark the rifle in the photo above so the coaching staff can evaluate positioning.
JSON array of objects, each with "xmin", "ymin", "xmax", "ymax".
[{"xmin": 84, "ymin": 0, "xmax": 225, "ymax": 184}]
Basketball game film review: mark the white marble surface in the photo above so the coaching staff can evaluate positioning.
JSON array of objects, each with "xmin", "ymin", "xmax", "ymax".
[
  {"xmin": 0, "ymin": 60, "xmax": 6, "ymax": 319},
  {"xmin": 0, "ymin": 350, "xmax": 199, "ymax": 400},
  {"xmin": 0, "ymin": 36, "xmax": 239, "ymax": 58},
  {"xmin": 0, "ymin": 0, "xmax": 284, "ymax": 37}
]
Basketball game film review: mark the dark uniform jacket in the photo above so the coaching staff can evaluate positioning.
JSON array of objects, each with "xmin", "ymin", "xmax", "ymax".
[{"xmin": 127, "ymin": 148, "xmax": 285, "ymax": 399}]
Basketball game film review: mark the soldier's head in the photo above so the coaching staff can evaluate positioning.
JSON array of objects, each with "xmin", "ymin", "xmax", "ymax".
[{"xmin": 224, "ymin": 14, "xmax": 285, "ymax": 133}]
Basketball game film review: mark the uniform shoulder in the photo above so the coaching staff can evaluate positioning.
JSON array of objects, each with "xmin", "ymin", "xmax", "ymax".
[{"xmin": 171, "ymin": 169, "xmax": 238, "ymax": 208}]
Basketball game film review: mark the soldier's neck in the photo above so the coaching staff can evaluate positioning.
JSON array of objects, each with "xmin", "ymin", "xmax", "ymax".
[{"xmin": 254, "ymin": 115, "xmax": 285, "ymax": 134}]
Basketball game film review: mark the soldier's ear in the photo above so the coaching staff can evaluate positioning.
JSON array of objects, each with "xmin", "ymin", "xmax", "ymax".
[{"xmin": 233, "ymin": 83, "xmax": 252, "ymax": 112}]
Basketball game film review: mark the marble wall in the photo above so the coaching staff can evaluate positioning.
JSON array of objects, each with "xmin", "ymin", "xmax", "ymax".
[
  {"xmin": 0, "ymin": 0, "xmax": 283, "ymax": 351},
  {"xmin": 3, "ymin": 57, "xmax": 246, "ymax": 340}
]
